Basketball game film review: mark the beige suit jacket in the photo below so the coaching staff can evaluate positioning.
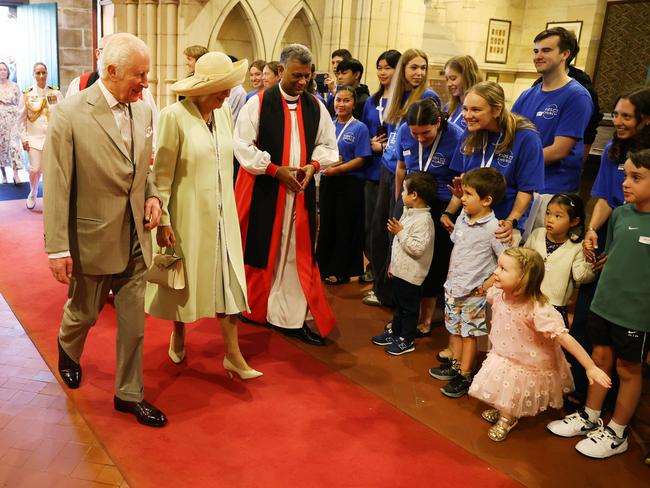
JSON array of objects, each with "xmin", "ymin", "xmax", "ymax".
[{"xmin": 43, "ymin": 82, "xmax": 159, "ymax": 275}]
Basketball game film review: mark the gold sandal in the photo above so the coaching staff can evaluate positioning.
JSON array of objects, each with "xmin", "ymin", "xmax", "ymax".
[
  {"xmin": 481, "ymin": 408, "xmax": 500, "ymax": 424},
  {"xmin": 488, "ymin": 416, "xmax": 518, "ymax": 442}
]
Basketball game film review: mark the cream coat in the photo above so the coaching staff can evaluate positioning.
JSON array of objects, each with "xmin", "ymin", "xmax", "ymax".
[
  {"xmin": 524, "ymin": 228, "xmax": 596, "ymax": 306},
  {"xmin": 145, "ymin": 99, "xmax": 248, "ymax": 322}
]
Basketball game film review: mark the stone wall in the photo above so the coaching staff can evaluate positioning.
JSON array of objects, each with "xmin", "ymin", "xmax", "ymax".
[
  {"xmin": 32, "ymin": 0, "xmax": 94, "ymax": 94},
  {"xmin": 421, "ymin": 0, "xmax": 608, "ymax": 106}
]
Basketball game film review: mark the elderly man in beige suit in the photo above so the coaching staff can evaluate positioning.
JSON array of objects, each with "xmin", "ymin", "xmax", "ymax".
[{"xmin": 43, "ymin": 33, "xmax": 167, "ymax": 427}]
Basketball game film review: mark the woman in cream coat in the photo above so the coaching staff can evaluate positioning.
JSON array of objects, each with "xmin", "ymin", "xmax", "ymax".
[{"xmin": 145, "ymin": 52, "xmax": 261, "ymax": 379}]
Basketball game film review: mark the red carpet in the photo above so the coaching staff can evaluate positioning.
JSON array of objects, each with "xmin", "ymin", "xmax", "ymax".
[{"xmin": 0, "ymin": 200, "xmax": 516, "ymax": 487}]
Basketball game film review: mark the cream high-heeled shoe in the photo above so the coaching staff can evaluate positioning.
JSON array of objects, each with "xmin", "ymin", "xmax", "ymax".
[
  {"xmin": 168, "ymin": 331, "xmax": 185, "ymax": 364},
  {"xmin": 223, "ymin": 356, "xmax": 262, "ymax": 380}
]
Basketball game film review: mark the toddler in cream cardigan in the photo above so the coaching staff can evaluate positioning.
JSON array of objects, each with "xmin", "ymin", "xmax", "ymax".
[{"xmin": 524, "ymin": 193, "xmax": 595, "ymax": 323}]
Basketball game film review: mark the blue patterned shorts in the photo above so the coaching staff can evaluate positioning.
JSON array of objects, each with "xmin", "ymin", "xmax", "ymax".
[{"xmin": 444, "ymin": 290, "xmax": 488, "ymax": 337}]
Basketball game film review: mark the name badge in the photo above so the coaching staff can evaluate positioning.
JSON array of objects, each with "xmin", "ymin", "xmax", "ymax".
[
  {"xmin": 403, "ymin": 150, "xmax": 411, "ymax": 156},
  {"xmin": 47, "ymin": 94, "xmax": 58, "ymax": 104},
  {"xmin": 639, "ymin": 236, "xmax": 650, "ymax": 245}
]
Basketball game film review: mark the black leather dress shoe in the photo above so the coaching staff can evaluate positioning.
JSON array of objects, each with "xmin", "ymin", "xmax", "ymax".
[
  {"xmin": 237, "ymin": 313, "xmax": 267, "ymax": 327},
  {"xmin": 281, "ymin": 323, "xmax": 326, "ymax": 346},
  {"xmin": 114, "ymin": 396, "xmax": 168, "ymax": 427},
  {"xmin": 58, "ymin": 341, "xmax": 81, "ymax": 389}
]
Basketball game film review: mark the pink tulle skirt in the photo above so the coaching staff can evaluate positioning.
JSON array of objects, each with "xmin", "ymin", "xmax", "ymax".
[{"xmin": 469, "ymin": 352, "xmax": 575, "ymax": 418}]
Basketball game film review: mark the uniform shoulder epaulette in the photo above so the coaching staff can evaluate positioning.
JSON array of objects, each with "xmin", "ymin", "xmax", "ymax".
[
  {"xmin": 48, "ymin": 85, "xmax": 59, "ymax": 91},
  {"xmin": 23, "ymin": 87, "xmax": 33, "ymax": 94}
]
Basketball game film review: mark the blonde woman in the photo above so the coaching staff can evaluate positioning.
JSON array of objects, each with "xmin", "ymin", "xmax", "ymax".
[
  {"xmin": 442, "ymin": 81, "xmax": 544, "ymax": 244},
  {"xmin": 444, "ymin": 55, "xmax": 483, "ymax": 129}
]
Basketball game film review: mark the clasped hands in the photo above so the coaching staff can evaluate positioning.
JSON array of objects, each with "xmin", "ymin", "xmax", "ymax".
[
  {"xmin": 275, "ymin": 164, "xmax": 316, "ymax": 193},
  {"xmin": 582, "ymin": 230, "xmax": 608, "ymax": 272}
]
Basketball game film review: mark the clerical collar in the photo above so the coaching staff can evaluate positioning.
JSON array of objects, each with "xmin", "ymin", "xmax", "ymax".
[{"xmin": 279, "ymin": 85, "xmax": 300, "ymax": 103}]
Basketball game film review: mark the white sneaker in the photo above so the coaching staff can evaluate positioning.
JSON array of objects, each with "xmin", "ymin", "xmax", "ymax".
[
  {"xmin": 575, "ymin": 420, "xmax": 628, "ymax": 459},
  {"xmin": 547, "ymin": 410, "xmax": 598, "ymax": 437},
  {"xmin": 26, "ymin": 194, "xmax": 36, "ymax": 210},
  {"xmin": 362, "ymin": 291, "xmax": 381, "ymax": 306}
]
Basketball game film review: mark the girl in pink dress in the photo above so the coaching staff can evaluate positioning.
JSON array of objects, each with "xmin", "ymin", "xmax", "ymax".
[{"xmin": 469, "ymin": 247, "xmax": 611, "ymax": 441}]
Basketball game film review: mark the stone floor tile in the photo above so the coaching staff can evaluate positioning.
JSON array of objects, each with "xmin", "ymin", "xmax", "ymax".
[
  {"xmin": 96, "ymin": 465, "xmax": 123, "ymax": 485},
  {"xmin": 0, "ymin": 447, "xmax": 32, "ymax": 467},
  {"xmin": 70, "ymin": 460, "xmax": 105, "ymax": 481},
  {"xmin": 84, "ymin": 444, "xmax": 114, "ymax": 465}
]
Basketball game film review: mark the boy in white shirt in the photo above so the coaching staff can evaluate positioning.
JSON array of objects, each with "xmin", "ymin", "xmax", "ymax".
[{"xmin": 371, "ymin": 172, "xmax": 436, "ymax": 355}]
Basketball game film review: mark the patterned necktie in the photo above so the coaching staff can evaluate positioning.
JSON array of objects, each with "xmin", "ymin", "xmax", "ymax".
[{"xmin": 118, "ymin": 103, "xmax": 133, "ymax": 159}]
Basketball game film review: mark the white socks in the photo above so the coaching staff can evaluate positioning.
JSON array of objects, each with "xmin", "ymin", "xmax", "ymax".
[
  {"xmin": 584, "ymin": 406, "xmax": 601, "ymax": 424},
  {"xmin": 608, "ymin": 420, "xmax": 627, "ymax": 438}
]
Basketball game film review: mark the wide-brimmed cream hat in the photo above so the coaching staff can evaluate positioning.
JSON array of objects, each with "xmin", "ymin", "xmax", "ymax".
[{"xmin": 171, "ymin": 52, "xmax": 248, "ymax": 96}]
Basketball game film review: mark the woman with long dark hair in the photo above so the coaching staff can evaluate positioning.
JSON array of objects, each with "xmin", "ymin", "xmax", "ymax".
[{"xmin": 360, "ymin": 49, "xmax": 401, "ymax": 283}]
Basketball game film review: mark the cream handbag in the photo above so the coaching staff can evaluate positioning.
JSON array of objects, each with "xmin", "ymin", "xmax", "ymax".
[{"xmin": 145, "ymin": 248, "xmax": 185, "ymax": 290}]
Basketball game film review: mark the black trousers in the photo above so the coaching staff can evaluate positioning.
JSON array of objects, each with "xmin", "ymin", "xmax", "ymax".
[
  {"xmin": 370, "ymin": 166, "xmax": 396, "ymax": 306},
  {"xmin": 391, "ymin": 277, "xmax": 422, "ymax": 343},
  {"xmin": 364, "ymin": 179, "xmax": 379, "ymax": 268},
  {"xmin": 316, "ymin": 174, "xmax": 365, "ymax": 279}
]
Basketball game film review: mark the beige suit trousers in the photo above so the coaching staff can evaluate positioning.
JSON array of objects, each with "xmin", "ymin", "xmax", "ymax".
[{"xmin": 58, "ymin": 227, "xmax": 147, "ymax": 402}]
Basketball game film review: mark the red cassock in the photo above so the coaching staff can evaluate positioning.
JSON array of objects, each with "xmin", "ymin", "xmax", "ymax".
[{"xmin": 234, "ymin": 87, "xmax": 336, "ymax": 337}]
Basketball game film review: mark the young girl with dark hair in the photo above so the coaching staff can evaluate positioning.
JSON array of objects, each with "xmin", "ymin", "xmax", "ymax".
[
  {"xmin": 523, "ymin": 193, "xmax": 595, "ymax": 324},
  {"xmin": 317, "ymin": 86, "xmax": 371, "ymax": 284}
]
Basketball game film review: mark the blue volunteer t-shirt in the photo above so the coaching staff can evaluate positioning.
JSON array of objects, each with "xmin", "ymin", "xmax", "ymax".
[
  {"xmin": 334, "ymin": 118, "xmax": 372, "ymax": 179},
  {"xmin": 450, "ymin": 128, "xmax": 545, "ymax": 227},
  {"xmin": 511, "ymin": 79, "xmax": 593, "ymax": 193},
  {"xmin": 444, "ymin": 102, "xmax": 467, "ymax": 130},
  {"xmin": 396, "ymin": 122, "xmax": 463, "ymax": 201},
  {"xmin": 382, "ymin": 88, "xmax": 441, "ymax": 174},
  {"xmin": 591, "ymin": 139, "xmax": 625, "ymax": 210},
  {"xmin": 361, "ymin": 96, "xmax": 388, "ymax": 181}
]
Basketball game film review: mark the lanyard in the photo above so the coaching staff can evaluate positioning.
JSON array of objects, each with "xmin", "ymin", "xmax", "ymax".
[
  {"xmin": 451, "ymin": 107, "xmax": 464, "ymax": 125},
  {"xmin": 481, "ymin": 132, "xmax": 502, "ymax": 168},
  {"xmin": 336, "ymin": 117, "xmax": 355, "ymax": 143},
  {"xmin": 376, "ymin": 99, "xmax": 386, "ymax": 125},
  {"xmin": 418, "ymin": 130, "xmax": 443, "ymax": 173}
]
